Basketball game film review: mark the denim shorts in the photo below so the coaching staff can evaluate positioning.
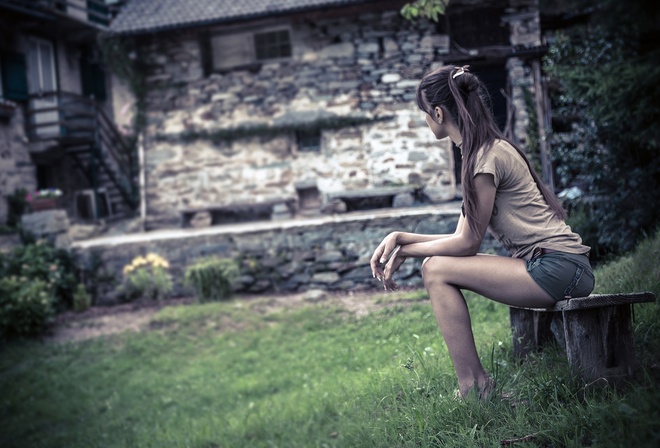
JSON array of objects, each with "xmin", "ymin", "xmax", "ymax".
[{"xmin": 526, "ymin": 251, "xmax": 595, "ymax": 301}]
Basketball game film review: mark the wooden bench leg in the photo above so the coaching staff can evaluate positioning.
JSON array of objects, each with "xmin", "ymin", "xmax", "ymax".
[
  {"xmin": 510, "ymin": 308, "xmax": 556, "ymax": 362},
  {"xmin": 562, "ymin": 304, "xmax": 640, "ymax": 385}
]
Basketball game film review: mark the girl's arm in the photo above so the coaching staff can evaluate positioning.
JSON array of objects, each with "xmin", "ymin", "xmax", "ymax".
[
  {"xmin": 369, "ymin": 212, "xmax": 464, "ymax": 278},
  {"xmin": 398, "ymin": 173, "xmax": 495, "ymax": 258},
  {"xmin": 378, "ymin": 174, "xmax": 495, "ymax": 289}
]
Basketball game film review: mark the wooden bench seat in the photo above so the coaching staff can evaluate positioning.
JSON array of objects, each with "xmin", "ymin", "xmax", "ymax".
[
  {"xmin": 180, "ymin": 197, "xmax": 297, "ymax": 227},
  {"xmin": 510, "ymin": 292, "xmax": 656, "ymax": 385},
  {"xmin": 324, "ymin": 186, "xmax": 415, "ymax": 212}
]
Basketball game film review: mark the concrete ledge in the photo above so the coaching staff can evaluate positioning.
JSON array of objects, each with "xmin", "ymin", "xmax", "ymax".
[{"xmin": 72, "ymin": 202, "xmax": 462, "ymax": 249}]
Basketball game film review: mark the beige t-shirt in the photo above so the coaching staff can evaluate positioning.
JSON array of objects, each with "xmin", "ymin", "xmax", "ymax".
[{"xmin": 473, "ymin": 139, "xmax": 590, "ymax": 259}]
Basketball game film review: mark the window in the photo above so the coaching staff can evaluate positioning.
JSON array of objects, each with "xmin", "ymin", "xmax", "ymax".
[
  {"xmin": 210, "ymin": 27, "xmax": 292, "ymax": 71},
  {"xmin": 0, "ymin": 51, "xmax": 29, "ymax": 101},
  {"xmin": 296, "ymin": 129, "xmax": 321, "ymax": 152},
  {"xmin": 449, "ymin": 7, "xmax": 510, "ymax": 49},
  {"xmin": 254, "ymin": 30, "xmax": 291, "ymax": 60}
]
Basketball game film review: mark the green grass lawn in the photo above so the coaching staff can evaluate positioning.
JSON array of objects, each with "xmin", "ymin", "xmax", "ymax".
[{"xmin": 1, "ymin": 232, "xmax": 658, "ymax": 447}]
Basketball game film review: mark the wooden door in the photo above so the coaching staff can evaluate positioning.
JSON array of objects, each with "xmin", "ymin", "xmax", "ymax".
[{"xmin": 28, "ymin": 38, "xmax": 59, "ymax": 138}]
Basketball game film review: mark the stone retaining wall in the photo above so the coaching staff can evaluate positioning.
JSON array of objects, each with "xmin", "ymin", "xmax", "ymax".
[{"xmin": 71, "ymin": 204, "xmax": 506, "ymax": 301}]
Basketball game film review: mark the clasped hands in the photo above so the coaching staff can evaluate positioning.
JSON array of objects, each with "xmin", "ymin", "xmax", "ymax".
[{"xmin": 370, "ymin": 232, "xmax": 407, "ymax": 291}]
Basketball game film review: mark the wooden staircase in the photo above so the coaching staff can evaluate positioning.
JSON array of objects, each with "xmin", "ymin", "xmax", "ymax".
[{"xmin": 27, "ymin": 91, "xmax": 139, "ymax": 220}]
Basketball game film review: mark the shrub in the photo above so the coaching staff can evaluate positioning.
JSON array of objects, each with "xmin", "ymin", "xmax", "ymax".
[
  {"xmin": 0, "ymin": 276, "xmax": 55, "ymax": 338},
  {"xmin": 72, "ymin": 283, "xmax": 92, "ymax": 313},
  {"xmin": 0, "ymin": 239, "xmax": 77, "ymax": 310},
  {"xmin": 5, "ymin": 188, "xmax": 28, "ymax": 229},
  {"xmin": 120, "ymin": 253, "xmax": 173, "ymax": 301},
  {"xmin": 184, "ymin": 256, "xmax": 239, "ymax": 302}
]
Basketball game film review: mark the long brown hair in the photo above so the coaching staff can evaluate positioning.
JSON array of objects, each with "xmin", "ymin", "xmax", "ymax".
[{"xmin": 416, "ymin": 65, "xmax": 566, "ymax": 234}]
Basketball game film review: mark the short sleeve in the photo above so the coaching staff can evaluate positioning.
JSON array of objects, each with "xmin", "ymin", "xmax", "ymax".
[{"xmin": 474, "ymin": 146, "xmax": 501, "ymax": 188}]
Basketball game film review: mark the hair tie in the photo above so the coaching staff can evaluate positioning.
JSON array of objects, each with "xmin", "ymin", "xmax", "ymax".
[{"xmin": 452, "ymin": 65, "xmax": 470, "ymax": 79}]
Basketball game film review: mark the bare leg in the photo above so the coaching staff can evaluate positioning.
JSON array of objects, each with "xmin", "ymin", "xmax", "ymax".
[{"xmin": 421, "ymin": 254, "xmax": 555, "ymax": 398}]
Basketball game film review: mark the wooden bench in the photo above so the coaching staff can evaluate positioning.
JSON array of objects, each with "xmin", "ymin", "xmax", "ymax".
[
  {"xmin": 180, "ymin": 197, "xmax": 297, "ymax": 227},
  {"xmin": 510, "ymin": 292, "xmax": 656, "ymax": 385},
  {"xmin": 324, "ymin": 186, "xmax": 415, "ymax": 212}
]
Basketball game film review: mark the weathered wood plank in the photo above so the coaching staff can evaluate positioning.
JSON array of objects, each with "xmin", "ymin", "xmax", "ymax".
[
  {"xmin": 325, "ymin": 186, "xmax": 413, "ymax": 200},
  {"xmin": 510, "ymin": 292, "xmax": 655, "ymax": 313},
  {"xmin": 562, "ymin": 304, "xmax": 639, "ymax": 384},
  {"xmin": 179, "ymin": 197, "xmax": 297, "ymax": 227},
  {"xmin": 509, "ymin": 292, "xmax": 656, "ymax": 384}
]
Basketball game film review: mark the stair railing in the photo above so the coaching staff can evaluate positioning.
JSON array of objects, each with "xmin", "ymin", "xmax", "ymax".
[{"xmin": 26, "ymin": 90, "xmax": 139, "ymax": 213}]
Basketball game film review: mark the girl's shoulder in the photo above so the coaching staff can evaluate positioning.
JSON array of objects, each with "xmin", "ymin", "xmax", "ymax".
[{"xmin": 477, "ymin": 139, "xmax": 516, "ymax": 164}]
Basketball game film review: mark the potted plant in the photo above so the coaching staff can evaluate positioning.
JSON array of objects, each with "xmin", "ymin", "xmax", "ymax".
[{"xmin": 27, "ymin": 188, "xmax": 63, "ymax": 212}]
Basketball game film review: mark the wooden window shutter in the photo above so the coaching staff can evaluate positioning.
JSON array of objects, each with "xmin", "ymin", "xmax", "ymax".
[{"xmin": 1, "ymin": 52, "xmax": 29, "ymax": 101}]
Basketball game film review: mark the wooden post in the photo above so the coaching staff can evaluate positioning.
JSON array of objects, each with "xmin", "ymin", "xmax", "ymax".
[
  {"xmin": 510, "ymin": 293, "xmax": 655, "ymax": 384},
  {"xmin": 531, "ymin": 59, "xmax": 554, "ymax": 190},
  {"xmin": 562, "ymin": 304, "xmax": 640, "ymax": 385},
  {"xmin": 510, "ymin": 307, "xmax": 555, "ymax": 361},
  {"xmin": 138, "ymin": 133, "xmax": 147, "ymax": 232}
]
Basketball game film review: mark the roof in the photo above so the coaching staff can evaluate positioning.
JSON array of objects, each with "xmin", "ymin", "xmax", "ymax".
[{"xmin": 109, "ymin": 0, "xmax": 384, "ymax": 35}]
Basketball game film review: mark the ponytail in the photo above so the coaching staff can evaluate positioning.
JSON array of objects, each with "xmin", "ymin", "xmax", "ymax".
[{"xmin": 417, "ymin": 65, "xmax": 566, "ymax": 234}]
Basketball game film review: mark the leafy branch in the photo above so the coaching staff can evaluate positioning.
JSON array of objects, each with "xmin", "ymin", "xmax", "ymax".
[{"xmin": 400, "ymin": 0, "xmax": 451, "ymax": 22}]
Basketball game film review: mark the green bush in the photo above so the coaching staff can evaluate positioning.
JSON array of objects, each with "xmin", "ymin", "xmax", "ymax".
[
  {"xmin": 5, "ymin": 188, "xmax": 28, "ymax": 229},
  {"xmin": 0, "ymin": 240, "xmax": 77, "ymax": 310},
  {"xmin": 545, "ymin": 18, "xmax": 660, "ymax": 258},
  {"xmin": 184, "ymin": 256, "xmax": 239, "ymax": 302},
  {"xmin": 0, "ymin": 276, "xmax": 55, "ymax": 338},
  {"xmin": 119, "ymin": 253, "xmax": 173, "ymax": 301},
  {"xmin": 72, "ymin": 283, "xmax": 92, "ymax": 313}
]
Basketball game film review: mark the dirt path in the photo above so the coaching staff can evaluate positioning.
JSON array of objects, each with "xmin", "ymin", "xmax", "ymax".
[{"xmin": 45, "ymin": 289, "xmax": 415, "ymax": 344}]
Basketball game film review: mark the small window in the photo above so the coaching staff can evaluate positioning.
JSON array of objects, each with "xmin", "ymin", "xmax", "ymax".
[
  {"xmin": 254, "ymin": 29, "xmax": 291, "ymax": 60},
  {"xmin": 210, "ymin": 27, "xmax": 292, "ymax": 71},
  {"xmin": 297, "ymin": 129, "xmax": 321, "ymax": 152},
  {"xmin": 0, "ymin": 51, "xmax": 29, "ymax": 101},
  {"xmin": 449, "ymin": 7, "xmax": 509, "ymax": 49}
]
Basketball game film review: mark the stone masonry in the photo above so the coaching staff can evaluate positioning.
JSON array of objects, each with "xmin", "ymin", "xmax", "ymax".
[
  {"xmin": 137, "ymin": 10, "xmax": 458, "ymax": 228},
  {"xmin": 72, "ymin": 204, "xmax": 506, "ymax": 301},
  {"xmin": 128, "ymin": 2, "xmax": 543, "ymax": 230}
]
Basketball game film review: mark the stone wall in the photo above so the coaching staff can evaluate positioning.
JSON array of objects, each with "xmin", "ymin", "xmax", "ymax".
[
  {"xmin": 136, "ymin": 9, "xmax": 458, "ymax": 229},
  {"xmin": 71, "ymin": 204, "xmax": 507, "ymax": 301},
  {"xmin": 129, "ymin": 1, "xmax": 544, "ymax": 230},
  {"xmin": 0, "ymin": 105, "xmax": 37, "ymax": 224}
]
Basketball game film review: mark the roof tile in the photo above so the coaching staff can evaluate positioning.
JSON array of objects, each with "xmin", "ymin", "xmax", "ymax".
[{"xmin": 110, "ymin": 0, "xmax": 381, "ymax": 35}]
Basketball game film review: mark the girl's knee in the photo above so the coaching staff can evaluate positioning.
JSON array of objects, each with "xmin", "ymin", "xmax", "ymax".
[{"xmin": 421, "ymin": 256, "xmax": 451, "ymax": 285}]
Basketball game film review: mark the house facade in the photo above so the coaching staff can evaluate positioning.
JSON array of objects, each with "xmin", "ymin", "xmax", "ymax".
[
  {"xmin": 108, "ymin": 0, "xmax": 546, "ymax": 230},
  {"xmin": 0, "ymin": 0, "xmax": 137, "ymax": 227}
]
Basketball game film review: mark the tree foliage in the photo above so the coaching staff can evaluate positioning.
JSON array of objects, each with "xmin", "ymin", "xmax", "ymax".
[
  {"xmin": 401, "ymin": 0, "xmax": 660, "ymax": 257},
  {"xmin": 544, "ymin": 0, "xmax": 660, "ymax": 257},
  {"xmin": 400, "ymin": 0, "xmax": 450, "ymax": 22}
]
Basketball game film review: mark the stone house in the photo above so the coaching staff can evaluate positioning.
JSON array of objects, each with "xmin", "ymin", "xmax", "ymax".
[
  {"xmin": 108, "ymin": 0, "xmax": 548, "ymax": 230},
  {"xmin": 0, "ymin": 0, "xmax": 136, "ymax": 227}
]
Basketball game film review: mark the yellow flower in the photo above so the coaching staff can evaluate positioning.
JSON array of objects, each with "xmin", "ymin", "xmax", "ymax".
[
  {"xmin": 132, "ymin": 256, "xmax": 147, "ymax": 267},
  {"xmin": 153, "ymin": 259, "xmax": 170, "ymax": 269},
  {"xmin": 123, "ymin": 265, "xmax": 134, "ymax": 275},
  {"xmin": 144, "ymin": 253, "xmax": 169, "ymax": 269}
]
